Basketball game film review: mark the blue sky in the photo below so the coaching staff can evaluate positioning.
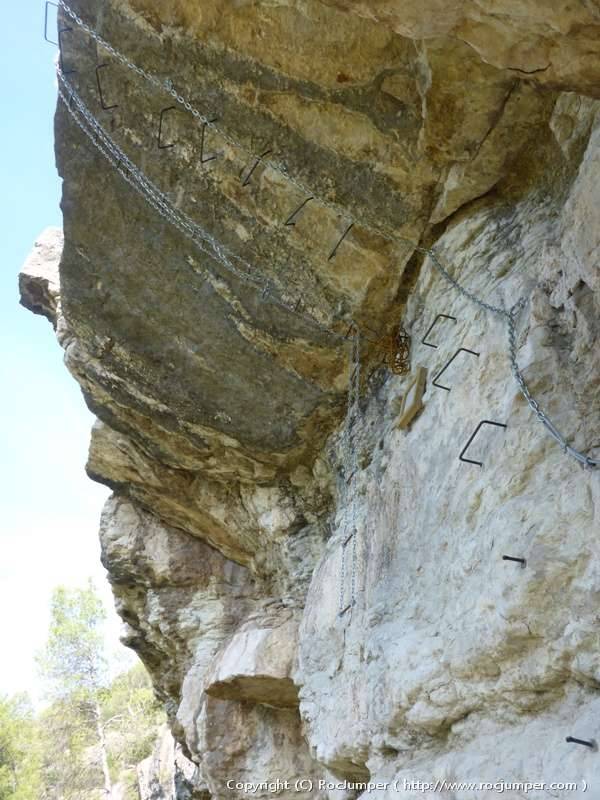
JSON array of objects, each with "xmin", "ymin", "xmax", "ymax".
[{"xmin": 0, "ymin": 2, "xmax": 131, "ymax": 699}]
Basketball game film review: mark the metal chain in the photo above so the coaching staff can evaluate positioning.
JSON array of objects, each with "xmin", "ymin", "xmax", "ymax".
[
  {"xmin": 52, "ymin": 3, "xmax": 598, "ymax": 469},
  {"xmin": 348, "ymin": 329, "xmax": 361, "ymax": 610},
  {"xmin": 57, "ymin": 69, "xmax": 344, "ymax": 342},
  {"xmin": 426, "ymin": 259, "xmax": 598, "ymax": 468},
  {"xmin": 506, "ymin": 302, "xmax": 598, "ymax": 468},
  {"xmin": 339, "ymin": 326, "xmax": 361, "ymax": 618},
  {"xmin": 338, "ymin": 531, "xmax": 347, "ymax": 615},
  {"xmin": 56, "ymin": 0, "xmax": 413, "ymax": 252},
  {"xmin": 426, "ymin": 249, "xmax": 508, "ymax": 317}
]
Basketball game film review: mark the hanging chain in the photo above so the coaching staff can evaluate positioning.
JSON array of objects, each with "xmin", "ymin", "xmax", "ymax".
[
  {"xmin": 57, "ymin": 69, "xmax": 344, "ymax": 342},
  {"xmin": 339, "ymin": 326, "xmax": 361, "ymax": 617},
  {"xmin": 52, "ymin": 2, "xmax": 599, "ymax": 470},
  {"xmin": 427, "ymin": 254, "xmax": 598, "ymax": 468},
  {"xmin": 506, "ymin": 302, "xmax": 598, "ymax": 468},
  {"xmin": 56, "ymin": 0, "xmax": 412, "ymax": 252},
  {"xmin": 348, "ymin": 328, "xmax": 361, "ymax": 611}
]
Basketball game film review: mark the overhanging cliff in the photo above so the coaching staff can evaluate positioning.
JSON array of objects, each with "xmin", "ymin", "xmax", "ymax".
[{"xmin": 21, "ymin": 1, "xmax": 600, "ymax": 796}]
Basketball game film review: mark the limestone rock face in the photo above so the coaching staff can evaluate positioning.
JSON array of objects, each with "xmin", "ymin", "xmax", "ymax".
[
  {"xmin": 137, "ymin": 725, "xmax": 210, "ymax": 800},
  {"xmin": 19, "ymin": 227, "xmax": 63, "ymax": 327},
  {"xmin": 20, "ymin": 0, "xmax": 600, "ymax": 797},
  {"xmin": 318, "ymin": 0, "xmax": 600, "ymax": 98},
  {"xmin": 298, "ymin": 129, "xmax": 600, "ymax": 782},
  {"xmin": 205, "ymin": 616, "xmax": 300, "ymax": 708}
]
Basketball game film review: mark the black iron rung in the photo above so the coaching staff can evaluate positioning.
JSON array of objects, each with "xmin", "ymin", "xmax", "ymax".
[
  {"xmin": 459, "ymin": 419, "xmax": 507, "ymax": 467},
  {"xmin": 422, "ymin": 313, "xmax": 457, "ymax": 349}
]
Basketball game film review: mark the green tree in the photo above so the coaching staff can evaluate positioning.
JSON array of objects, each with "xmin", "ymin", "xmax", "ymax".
[
  {"xmin": 101, "ymin": 665, "xmax": 165, "ymax": 799},
  {"xmin": 37, "ymin": 583, "xmax": 112, "ymax": 799},
  {"xmin": 102, "ymin": 664, "xmax": 164, "ymax": 769},
  {"xmin": 0, "ymin": 693, "xmax": 41, "ymax": 800},
  {"xmin": 35, "ymin": 582, "xmax": 166, "ymax": 800}
]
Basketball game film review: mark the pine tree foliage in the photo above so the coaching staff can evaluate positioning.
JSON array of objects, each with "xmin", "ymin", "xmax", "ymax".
[
  {"xmin": 0, "ymin": 694, "xmax": 41, "ymax": 800},
  {"xmin": 0, "ymin": 582, "xmax": 166, "ymax": 799},
  {"xmin": 38, "ymin": 582, "xmax": 108, "ymax": 704}
]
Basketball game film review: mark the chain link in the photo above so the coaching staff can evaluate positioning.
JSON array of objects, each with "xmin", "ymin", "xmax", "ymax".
[
  {"xmin": 348, "ymin": 328, "xmax": 361, "ymax": 610},
  {"xmin": 53, "ymin": 2, "xmax": 598, "ymax": 470},
  {"xmin": 57, "ymin": 69, "xmax": 345, "ymax": 342},
  {"xmin": 57, "ymin": 0, "xmax": 415, "ymax": 252},
  {"xmin": 339, "ymin": 326, "xmax": 361, "ymax": 617},
  {"xmin": 426, "ymin": 249, "xmax": 508, "ymax": 317},
  {"xmin": 427, "ymin": 262, "xmax": 599, "ymax": 469},
  {"xmin": 338, "ymin": 529, "xmax": 347, "ymax": 614},
  {"xmin": 506, "ymin": 301, "xmax": 598, "ymax": 468}
]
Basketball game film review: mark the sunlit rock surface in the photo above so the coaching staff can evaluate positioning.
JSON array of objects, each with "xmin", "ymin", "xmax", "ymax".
[
  {"xmin": 20, "ymin": 0, "xmax": 600, "ymax": 796},
  {"xmin": 19, "ymin": 226, "xmax": 62, "ymax": 327}
]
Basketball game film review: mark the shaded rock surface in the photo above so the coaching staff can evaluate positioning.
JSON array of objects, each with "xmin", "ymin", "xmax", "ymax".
[
  {"xmin": 20, "ymin": 0, "xmax": 600, "ymax": 797},
  {"xmin": 137, "ymin": 725, "xmax": 210, "ymax": 800}
]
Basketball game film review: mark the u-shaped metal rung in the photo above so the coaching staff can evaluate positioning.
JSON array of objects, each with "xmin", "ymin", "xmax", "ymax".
[
  {"xmin": 58, "ymin": 26, "xmax": 76, "ymax": 75},
  {"xmin": 95, "ymin": 64, "xmax": 118, "ymax": 110},
  {"xmin": 241, "ymin": 149, "xmax": 272, "ymax": 186},
  {"xmin": 566, "ymin": 736, "xmax": 597, "ymax": 750},
  {"xmin": 502, "ymin": 555, "xmax": 526, "ymax": 568},
  {"xmin": 284, "ymin": 196, "xmax": 313, "ymax": 226},
  {"xmin": 328, "ymin": 223, "xmax": 354, "ymax": 261},
  {"xmin": 422, "ymin": 314, "xmax": 456, "ymax": 348},
  {"xmin": 200, "ymin": 117, "xmax": 219, "ymax": 164},
  {"xmin": 157, "ymin": 106, "xmax": 178, "ymax": 149},
  {"xmin": 459, "ymin": 419, "xmax": 507, "ymax": 467},
  {"xmin": 432, "ymin": 347, "xmax": 480, "ymax": 391},
  {"xmin": 44, "ymin": 1, "xmax": 60, "ymax": 44}
]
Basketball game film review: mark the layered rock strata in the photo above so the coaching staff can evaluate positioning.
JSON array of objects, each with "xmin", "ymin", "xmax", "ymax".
[{"xmin": 21, "ymin": 1, "xmax": 600, "ymax": 797}]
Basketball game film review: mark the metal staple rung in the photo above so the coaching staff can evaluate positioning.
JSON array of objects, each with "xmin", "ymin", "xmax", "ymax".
[
  {"xmin": 44, "ymin": 1, "xmax": 59, "ymax": 44},
  {"xmin": 422, "ymin": 314, "xmax": 457, "ymax": 349},
  {"xmin": 58, "ymin": 26, "xmax": 76, "ymax": 75},
  {"xmin": 459, "ymin": 420, "xmax": 507, "ymax": 467},
  {"xmin": 502, "ymin": 555, "xmax": 526, "ymax": 567},
  {"xmin": 342, "ymin": 531, "xmax": 355, "ymax": 547},
  {"xmin": 157, "ymin": 106, "xmax": 178, "ymax": 149},
  {"xmin": 328, "ymin": 223, "xmax": 353, "ymax": 261},
  {"xmin": 432, "ymin": 347, "xmax": 480, "ymax": 392},
  {"xmin": 284, "ymin": 196, "xmax": 313, "ymax": 226},
  {"xmin": 566, "ymin": 736, "xmax": 597, "ymax": 750},
  {"xmin": 96, "ymin": 63, "xmax": 118, "ymax": 110},
  {"xmin": 241, "ymin": 150, "xmax": 272, "ymax": 187}
]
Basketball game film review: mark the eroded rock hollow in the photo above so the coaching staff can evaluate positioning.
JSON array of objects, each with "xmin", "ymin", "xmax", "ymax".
[{"xmin": 22, "ymin": 0, "xmax": 600, "ymax": 796}]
